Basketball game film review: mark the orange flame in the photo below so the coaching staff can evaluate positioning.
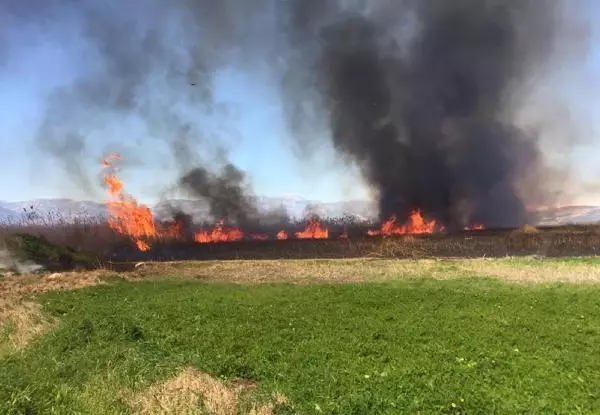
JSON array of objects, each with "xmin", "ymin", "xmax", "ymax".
[
  {"xmin": 102, "ymin": 154, "xmax": 157, "ymax": 251},
  {"xmin": 276, "ymin": 229, "xmax": 289, "ymax": 240},
  {"xmin": 368, "ymin": 210, "xmax": 438, "ymax": 236},
  {"xmin": 295, "ymin": 219, "xmax": 329, "ymax": 240},
  {"xmin": 194, "ymin": 220, "xmax": 244, "ymax": 244},
  {"xmin": 136, "ymin": 240, "xmax": 151, "ymax": 251}
]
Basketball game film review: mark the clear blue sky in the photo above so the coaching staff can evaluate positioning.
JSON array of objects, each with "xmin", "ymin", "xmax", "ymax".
[{"xmin": 0, "ymin": 3, "xmax": 599, "ymax": 205}]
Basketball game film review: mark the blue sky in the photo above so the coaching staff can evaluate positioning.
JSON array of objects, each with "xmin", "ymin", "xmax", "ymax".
[{"xmin": 0, "ymin": 3, "xmax": 599, "ymax": 205}]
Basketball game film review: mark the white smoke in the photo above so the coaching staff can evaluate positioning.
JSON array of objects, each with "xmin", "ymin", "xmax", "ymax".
[{"xmin": 0, "ymin": 248, "xmax": 44, "ymax": 274}]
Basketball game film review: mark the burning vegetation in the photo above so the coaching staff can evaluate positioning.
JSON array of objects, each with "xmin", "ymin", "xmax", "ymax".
[{"xmin": 102, "ymin": 154, "xmax": 485, "ymax": 252}]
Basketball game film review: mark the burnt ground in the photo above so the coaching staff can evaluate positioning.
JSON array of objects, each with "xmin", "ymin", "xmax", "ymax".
[{"xmin": 107, "ymin": 225, "xmax": 600, "ymax": 263}]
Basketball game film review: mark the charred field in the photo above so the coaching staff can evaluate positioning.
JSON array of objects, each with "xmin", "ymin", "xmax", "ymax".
[{"xmin": 108, "ymin": 225, "xmax": 600, "ymax": 263}]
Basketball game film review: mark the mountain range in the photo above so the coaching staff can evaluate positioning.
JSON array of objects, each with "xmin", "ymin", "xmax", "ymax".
[{"xmin": 1, "ymin": 198, "xmax": 599, "ymax": 226}]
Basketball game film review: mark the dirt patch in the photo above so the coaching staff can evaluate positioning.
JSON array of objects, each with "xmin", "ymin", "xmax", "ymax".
[{"xmin": 126, "ymin": 367, "xmax": 287, "ymax": 415}]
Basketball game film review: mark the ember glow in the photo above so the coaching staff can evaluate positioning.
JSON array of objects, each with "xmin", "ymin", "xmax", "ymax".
[
  {"xmin": 368, "ymin": 210, "xmax": 439, "ymax": 236},
  {"xmin": 295, "ymin": 219, "xmax": 329, "ymax": 240}
]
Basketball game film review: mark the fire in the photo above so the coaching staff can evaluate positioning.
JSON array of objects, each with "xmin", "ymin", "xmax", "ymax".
[
  {"xmin": 102, "ymin": 154, "xmax": 158, "ymax": 251},
  {"xmin": 136, "ymin": 240, "xmax": 151, "ymax": 251},
  {"xmin": 102, "ymin": 153, "xmax": 184, "ymax": 251},
  {"xmin": 102, "ymin": 153, "xmax": 484, "ymax": 249},
  {"xmin": 295, "ymin": 218, "xmax": 329, "ymax": 240},
  {"xmin": 368, "ymin": 210, "xmax": 438, "ymax": 236},
  {"xmin": 104, "ymin": 175, "xmax": 123, "ymax": 194},
  {"xmin": 194, "ymin": 220, "xmax": 244, "ymax": 243}
]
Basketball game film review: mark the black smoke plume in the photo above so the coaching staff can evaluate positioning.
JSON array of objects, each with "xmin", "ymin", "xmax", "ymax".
[
  {"xmin": 279, "ymin": 0, "xmax": 583, "ymax": 228},
  {"xmin": 180, "ymin": 163, "xmax": 289, "ymax": 228},
  {"xmin": 180, "ymin": 164, "xmax": 259, "ymax": 226}
]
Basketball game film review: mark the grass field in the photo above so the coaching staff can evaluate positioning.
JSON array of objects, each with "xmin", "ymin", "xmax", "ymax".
[{"xmin": 2, "ymin": 258, "xmax": 600, "ymax": 414}]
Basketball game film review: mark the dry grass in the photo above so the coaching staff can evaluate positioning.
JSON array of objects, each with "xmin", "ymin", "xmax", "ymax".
[
  {"xmin": 130, "ymin": 257, "xmax": 600, "ymax": 285},
  {"xmin": 130, "ymin": 258, "xmax": 459, "ymax": 284},
  {"xmin": 460, "ymin": 258, "xmax": 600, "ymax": 284},
  {"xmin": 0, "ymin": 270, "xmax": 109, "ymax": 298},
  {"xmin": 0, "ymin": 270, "xmax": 113, "ymax": 355},
  {"xmin": 511, "ymin": 224, "xmax": 540, "ymax": 234},
  {"xmin": 126, "ymin": 367, "xmax": 286, "ymax": 415},
  {"xmin": 0, "ymin": 300, "xmax": 50, "ymax": 355}
]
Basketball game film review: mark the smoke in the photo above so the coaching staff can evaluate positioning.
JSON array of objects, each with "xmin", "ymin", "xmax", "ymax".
[
  {"xmin": 278, "ymin": 0, "xmax": 589, "ymax": 228},
  {"xmin": 180, "ymin": 164, "xmax": 258, "ymax": 226},
  {"xmin": 5, "ymin": 0, "xmax": 274, "ymax": 208},
  {"xmin": 0, "ymin": 249, "xmax": 43, "ymax": 274},
  {"xmin": 5, "ymin": 0, "xmax": 592, "ymax": 227},
  {"xmin": 179, "ymin": 162, "xmax": 289, "ymax": 227}
]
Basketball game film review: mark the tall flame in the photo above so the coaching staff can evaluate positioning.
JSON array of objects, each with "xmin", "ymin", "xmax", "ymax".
[
  {"xmin": 295, "ymin": 218, "xmax": 329, "ymax": 240},
  {"xmin": 102, "ymin": 154, "xmax": 157, "ymax": 251}
]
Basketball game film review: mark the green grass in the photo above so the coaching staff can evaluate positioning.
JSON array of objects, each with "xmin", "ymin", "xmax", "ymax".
[{"xmin": 2, "ymin": 277, "xmax": 600, "ymax": 414}]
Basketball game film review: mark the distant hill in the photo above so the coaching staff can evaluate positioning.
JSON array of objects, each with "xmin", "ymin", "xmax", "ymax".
[{"xmin": 1, "ymin": 198, "xmax": 599, "ymax": 226}]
